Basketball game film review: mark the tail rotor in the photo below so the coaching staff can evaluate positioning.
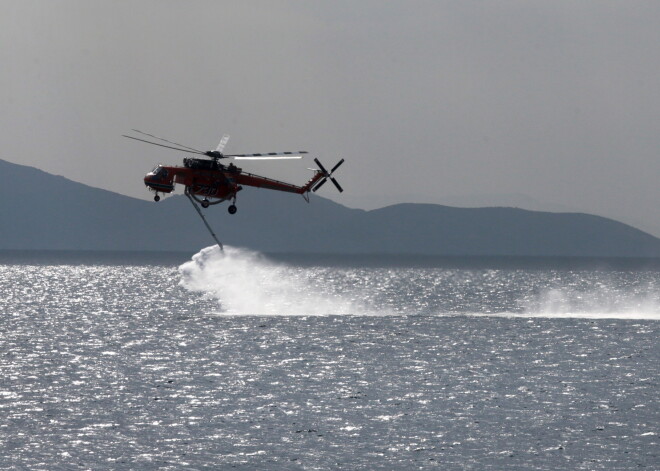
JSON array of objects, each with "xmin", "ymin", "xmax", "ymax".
[{"xmin": 312, "ymin": 158, "xmax": 345, "ymax": 193}]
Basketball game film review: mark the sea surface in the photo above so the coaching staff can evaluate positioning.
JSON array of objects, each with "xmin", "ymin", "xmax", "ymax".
[{"xmin": 1, "ymin": 246, "xmax": 658, "ymax": 470}]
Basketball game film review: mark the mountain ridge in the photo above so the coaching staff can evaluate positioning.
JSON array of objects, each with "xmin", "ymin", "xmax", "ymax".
[{"xmin": 1, "ymin": 158, "xmax": 659, "ymax": 257}]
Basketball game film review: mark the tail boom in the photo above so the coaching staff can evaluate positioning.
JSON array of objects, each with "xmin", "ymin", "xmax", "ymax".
[{"xmin": 235, "ymin": 170, "xmax": 323, "ymax": 195}]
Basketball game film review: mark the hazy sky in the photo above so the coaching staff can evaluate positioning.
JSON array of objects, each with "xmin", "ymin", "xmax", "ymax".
[{"xmin": 2, "ymin": 1, "xmax": 659, "ymax": 235}]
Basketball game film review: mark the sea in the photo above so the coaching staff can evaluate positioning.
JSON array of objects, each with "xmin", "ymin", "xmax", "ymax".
[{"xmin": 1, "ymin": 246, "xmax": 658, "ymax": 470}]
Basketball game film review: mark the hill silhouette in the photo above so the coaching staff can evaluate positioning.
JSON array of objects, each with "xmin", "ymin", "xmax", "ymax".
[{"xmin": 1, "ymin": 158, "xmax": 660, "ymax": 257}]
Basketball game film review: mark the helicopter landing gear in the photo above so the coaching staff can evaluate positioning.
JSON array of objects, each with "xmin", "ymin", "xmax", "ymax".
[
  {"xmin": 228, "ymin": 204, "xmax": 237, "ymax": 215},
  {"xmin": 154, "ymin": 194, "xmax": 160, "ymax": 202},
  {"xmin": 201, "ymin": 199, "xmax": 210, "ymax": 208}
]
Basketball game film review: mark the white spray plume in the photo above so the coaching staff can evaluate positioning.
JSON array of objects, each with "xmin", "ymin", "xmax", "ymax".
[
  {"xmin": 520, "ymin": 286, "xmax": 660, "ymax": 320},
  {"xmin": 179, "ymin": 246, "xmax": 660, "ymax": 319},
  {"xmin": 178, "ymin": 245, "xmax": 364, "ymax": 315}
]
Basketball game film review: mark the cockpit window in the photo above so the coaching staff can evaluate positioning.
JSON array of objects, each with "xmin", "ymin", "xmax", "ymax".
[{"xmin": 151, "ymin": 166, "xmax": 168, "ymax": 178}]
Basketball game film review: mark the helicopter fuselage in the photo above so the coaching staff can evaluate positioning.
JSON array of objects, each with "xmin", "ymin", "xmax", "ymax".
[{"xmin": 144, "ymin": 160, "xmax": 324, "ymax": 203}]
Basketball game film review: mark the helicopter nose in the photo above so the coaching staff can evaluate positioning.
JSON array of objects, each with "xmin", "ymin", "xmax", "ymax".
[
  {"xmin": 144, "ymin": 172, "xmax": 174, "ymax": 193},
  {"xmin": 144, "ymin": 173, "xmax": 155, "ymax": 188}
]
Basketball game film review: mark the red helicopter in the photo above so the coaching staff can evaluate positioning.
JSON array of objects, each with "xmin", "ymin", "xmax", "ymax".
[{"xmin": 123, "ymin": 130, "xmax": 344, "ymax": 214}]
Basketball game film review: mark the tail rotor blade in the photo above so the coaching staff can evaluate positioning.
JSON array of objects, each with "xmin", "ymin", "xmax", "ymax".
[
  {"xmin": 312, "ymin": 177, "xmax": 328, "ymax": 192},
  {"xmin": 330, "ymin": 177, "xmax": 343, "ymax": 193},
  {"xmin": 311, "ymin": 157, "xmax": 344, "ymax": 194},
  {"xmin": 330, "ymin": 158, "xmax": 345, "ymax": 173},
  {"xmin": 314, "ymin": 158, "xmax": 329, "ymax": 175}
]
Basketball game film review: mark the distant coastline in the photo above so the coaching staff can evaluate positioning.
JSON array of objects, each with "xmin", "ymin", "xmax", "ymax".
[{"xmin": 2, "ymin": 158, "xmax": 660, "ymax": 258}]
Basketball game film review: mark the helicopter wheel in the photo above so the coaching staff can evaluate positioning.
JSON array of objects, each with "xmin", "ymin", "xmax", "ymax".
[
  {"xmin": 201, "ymin": 199, "xmax": 210, "ymax": 208},
  {"xmin": 228, "ymin": 204, "xmax": 237, "ymax": 215},
  {"xmin": 154, "ymin": 194, "xmax": 160, "ymax": 202}
]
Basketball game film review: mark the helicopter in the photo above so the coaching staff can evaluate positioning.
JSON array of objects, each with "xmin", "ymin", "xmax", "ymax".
[{"xmin": 123, "ymin": 129, "xmax": 344, "ymax": 214}]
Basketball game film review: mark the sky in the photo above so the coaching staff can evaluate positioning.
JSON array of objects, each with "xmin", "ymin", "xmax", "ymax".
[{"xmin": 2, "ymin": 0, "xmax": 659, "ymax": 236}]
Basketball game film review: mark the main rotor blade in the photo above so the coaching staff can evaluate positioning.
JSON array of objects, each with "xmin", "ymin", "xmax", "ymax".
[
  {"xmin": 233, "ymin": 155, "xmax": 304, "ymax": 160},
  {"xmin": 216, "ymin": 134, "xmax": 230, "ymax": 152},
  {"xmin": 227, "ymin": 151, "xmax": 307, "ymax": 158},
  {"xmin": 122, "ymin": 135, "xmax": 206, "ymax": 155},
  {"xmin": 130, "ymin": 129, "xmax": 204, "ymax": 153}
]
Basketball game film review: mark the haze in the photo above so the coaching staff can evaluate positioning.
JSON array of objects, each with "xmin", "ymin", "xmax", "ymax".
[{"xmin": 2, "ymin": 1, "xmax": 659, "ymax": 236}]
